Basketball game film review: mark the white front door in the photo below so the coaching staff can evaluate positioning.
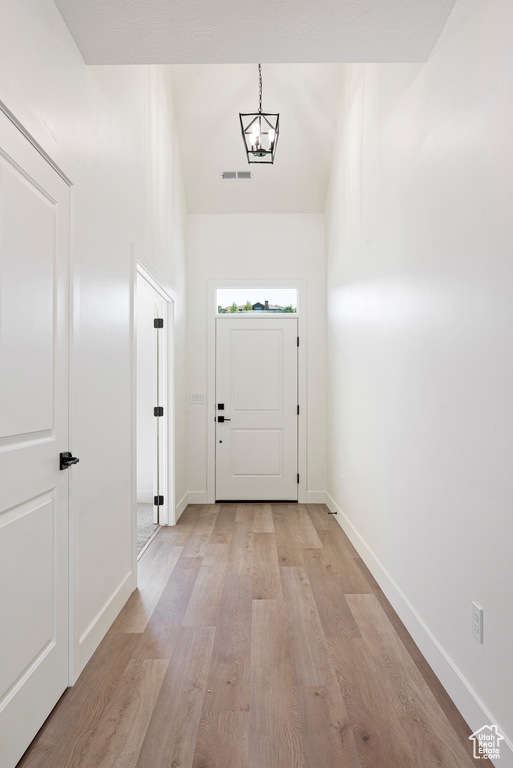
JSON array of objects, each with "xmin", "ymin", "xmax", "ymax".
[
  {"xmin": 0, "ymin": 111, "xmax": 71, "ymax": 768},
  {"xmin": 215, "ymin": 317, "xmax": 298, "ymax": 500}
]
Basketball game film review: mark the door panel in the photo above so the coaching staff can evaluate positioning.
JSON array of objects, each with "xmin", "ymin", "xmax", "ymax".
[
  {"xmin": 0, "ymin": 111, "xmax": 70, "ymax": 768},
  {"xmin": 216, "ymin": 318, "xmax": 297, "ymax": 500}
]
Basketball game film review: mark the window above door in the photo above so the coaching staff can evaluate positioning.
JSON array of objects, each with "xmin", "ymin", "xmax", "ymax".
[{"xmin": 216, "ymin": 288, "xmax": 297, "ymax": 315}]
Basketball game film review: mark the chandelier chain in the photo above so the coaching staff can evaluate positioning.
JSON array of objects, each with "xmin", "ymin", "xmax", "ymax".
[{"xmin": 258, "ymin": 63, "xmax": 262, "ymax": 113}]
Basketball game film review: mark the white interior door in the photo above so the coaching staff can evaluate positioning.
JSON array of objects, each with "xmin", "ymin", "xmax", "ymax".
[
  {"xmin": 216, "ymin": 317, "xmax": 298, "ymax": 500},
  {"xmin": 0, "ymin": 111, "xmax": 71, "ymax": 768}
]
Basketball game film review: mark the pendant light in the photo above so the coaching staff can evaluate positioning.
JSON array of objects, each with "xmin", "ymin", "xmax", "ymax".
[{"xmin": 239, "ymin": 64, "xmax": 279, "ymax": 164}]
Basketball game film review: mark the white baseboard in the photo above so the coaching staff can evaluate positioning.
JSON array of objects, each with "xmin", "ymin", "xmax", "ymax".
[
  {"xmin": 77, "ymin": 571, "xmax": 133, "ymax": 678},
  {"xmin": 136, "ymin": 490, "xmax": 153, "ymax": 504},
  {"xmin": 175, "ymin": 492, "xmax": 189, "ymax": 522},
  {"xmin": 326, "ymin": 493, "xmax": 513, "ymax": 766},
  {"xmin": 305, "ymin": 491, "xmax": 326, "ymax": 503},
  {"xmin": 187, "ymin": 491, "xmax": 209, "ymax": 504}
]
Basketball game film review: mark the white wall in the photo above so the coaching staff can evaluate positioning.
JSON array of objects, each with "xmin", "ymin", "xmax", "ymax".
[
  {"xmin": 0, "ymin": 0, "xmax": 187, "ymax": 676},
  {"xmin": 325, "ymin": 0, "xmax": 513, "ymax": 756},
  {"xmin": 186, "ymin": 214, "xmax": 326, "ymax": 502}
]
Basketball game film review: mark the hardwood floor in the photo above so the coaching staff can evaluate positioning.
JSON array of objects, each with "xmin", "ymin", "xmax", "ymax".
[{"xmin": 18, "ymin": 504, "xmax": 475, "ymax": 768}]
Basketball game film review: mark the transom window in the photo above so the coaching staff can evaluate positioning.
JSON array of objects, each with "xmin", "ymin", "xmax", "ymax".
[{"xmin": 217, "ymin": 288, "xmax": 297, "ymax": 314}]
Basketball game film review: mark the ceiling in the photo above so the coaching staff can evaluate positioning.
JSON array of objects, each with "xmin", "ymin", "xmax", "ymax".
[
  {"xmin": 54, "ymin": 0, "xmax": 457, "ymax": 214},
  {"xmin": 54, "ymin": 0, "xmax": 457, "ymax": 65}
]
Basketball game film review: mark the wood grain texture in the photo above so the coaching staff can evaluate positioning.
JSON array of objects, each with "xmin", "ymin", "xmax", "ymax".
[
  {"xmin": 135, "ymin": 626, "xmax": 215, "ymax": 768},
  {"xmin": 203, "ymin": 571, "xmax": 252, "ymax": 712},
  {"xmin": 193, "ymin": 711, "xmax": 249, "ymax": 768},
  {"xmin": 252, "ymin": 503, "xmax": 274, "ymax": 532},
  {"xmin": 249, "ymin": 599, "xmax": 305, "ymax": 768},
  {"xmin": 346, "ymin": 594, "xmax": 475, "ymax": 768},
  {"xmin": 18, "ymin": 504, "xmax": 474, "ymax": 768},
  {"xmin": 253, "ymin": 532, "xmax": 282, "ymax": 599},
  {"xmin": 280, "ymin": 566, "xmax": 333, "ymax": 686},
  {"xmin": 296, "ymin": 685, "xmax": 362, "ymax": 768}
]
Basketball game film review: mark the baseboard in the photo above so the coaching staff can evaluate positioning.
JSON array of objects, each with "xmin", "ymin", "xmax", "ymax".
[
  {"xmin": 187, "ymin": 491, "xmax": 209, "ymax": 504},
  {"xmin": 136, "ymin": 491, "xmax": 153, "ymax": 504},
  {"xmin": 305, "ymin": 491, "xmax": 326, "ymax": 503},
  {"xmin": 77, "ymin": 571, "xmax": 133, "ymax": 677},
  {"xmin": 326, "ymin": 493, "xmax": 513, "ymax": 766},
  {"xmin": 175, "ymin": 492, "xmax": 188, "ymax": 522}
]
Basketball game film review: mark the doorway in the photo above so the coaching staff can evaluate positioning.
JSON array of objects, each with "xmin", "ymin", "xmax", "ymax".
[
  {"xmin": 136, "ymin": 268, "xmax": 172, "ymax": 553},
  {"xmin": 0, "ymin": 109, "xmax": 71, "ymax": 768},
  {"xmin": 215, "ymin": 316, "xmax": 298, "ymax": 500}
]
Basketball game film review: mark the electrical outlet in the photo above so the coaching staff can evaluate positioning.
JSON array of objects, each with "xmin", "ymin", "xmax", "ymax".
[{"xmin": 472, "ymin": 601, "xmax": 483, "ymax": 643}]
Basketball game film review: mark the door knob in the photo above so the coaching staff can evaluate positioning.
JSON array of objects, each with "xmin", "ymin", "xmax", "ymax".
[{"xmin": 60, "ymin": 452, "xmax": 80, "ymax": 470}]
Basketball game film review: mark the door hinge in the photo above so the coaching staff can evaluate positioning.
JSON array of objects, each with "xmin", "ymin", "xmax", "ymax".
[
  {"xmin": 297, "ymin": 473, "xmax": 300, "ymax": 484},
  {"xmin": 297, "ymin": 404, "xmax": 300, "ymax": 415},
  {"xmin": 154, "ymin": 406, "xmax": 164, "ymax": 417},
  {"xmin": 297, "ymin": 337, "xmax": 299, "ymax": 347},
  {"xmin": 154, "ymin": 495, "xmax": 164, "ymax": 506},
  {"xmin": 154, "ymin": 318, "xmax": 164, "ymax": 328}
]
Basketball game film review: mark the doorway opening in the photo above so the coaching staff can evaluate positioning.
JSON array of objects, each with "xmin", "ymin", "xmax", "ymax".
[{"xmin": 136, "ymin": 267, "xmax": 173, "ymax": 556}]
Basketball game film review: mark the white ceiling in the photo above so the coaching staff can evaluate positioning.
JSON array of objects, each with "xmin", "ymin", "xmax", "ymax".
[
  {"xmin": 170, "ymin": 63, "xmax": 344, "ymax": 214},
  {"xmin": 54, "ymin": 0, "xmax": 457, "ymax": 65},
  {"xmin": 53, "ymin": 0, "xmax": 457, "ymax": 214}
]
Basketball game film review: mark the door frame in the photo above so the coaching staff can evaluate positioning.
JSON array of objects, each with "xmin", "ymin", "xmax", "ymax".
[
  {"xmin": 131, "ymin": 256, "xmax": 176, "ymax": 582},
  {"xmin": 206, "ymin": 278, "xmax": 307, "ymax": 504},
  {"xmin": 0, "ymin": 103, "xmax": 77, "ymax": 693}
]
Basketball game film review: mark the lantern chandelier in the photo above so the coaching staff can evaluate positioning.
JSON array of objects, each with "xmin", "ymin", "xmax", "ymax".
[{"xmin": 239, "ymin": 64, "xmax": 279, "ymax": 164}]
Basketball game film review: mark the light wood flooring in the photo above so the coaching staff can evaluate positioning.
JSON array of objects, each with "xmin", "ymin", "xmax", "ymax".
[{"xmin": 19, "ymin": 503, "xmax": 475, "ymax": 768}]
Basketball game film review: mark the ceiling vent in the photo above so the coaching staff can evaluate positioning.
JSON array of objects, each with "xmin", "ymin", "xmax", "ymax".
[{"xmin": 220, "ymin": 170, "xmax": 253, "ymax": 181}]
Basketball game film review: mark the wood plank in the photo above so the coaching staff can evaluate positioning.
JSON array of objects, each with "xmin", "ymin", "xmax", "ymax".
[
  {"xmin": 182, "ymin": 564, "xmax": 228, "ymax": 626},
  {"xmin": 272, "ymin": 504, "xmax": 305, "ymax": 566},
  {"xmin": 249, "ymin": 600, "xmax": 305, "ymax": 768},
  {"xmin": 305, "ymin": 503, "xmax": 334, "ymax": 531},
  {"xmin": 18, "ymin": 632, "xmax": 141, "ymax": 768},
  {"xmin": 313, "ymin": 530, "xmax": 371, "ymax": 593},
  {"xmin": 135, "ymin": 626, "xmax": 215, "ymax": 768},
  {"xmin": 328, "ymin": 635, "xmax": 414, "ymax": 768},
  {"xmin": 211, "ymin": 503, "xmax": 237, "ymax": 534},
  {"xmin": 203, "ymin": 531, "xmax": 233, "ymax": 567},
  {"xmin": 253, "ymin": 532, "xmax": 282, "ymax": 600},
  {"xmin": 252, "ymin": 503, "xmax": 274, "ymax": 532},
  {"xmin": 345, "ymin": 594, "xmax": 475, "ymax": 767},
  {"xmin": 235, "ymin": 503, "xmax": 255, "ymax": 524},
  {"xmin": 352, "ymin": 554, "xmax": 474, "ymax": 757},
  {"xmin": 193, "ymin": 711, "xmax": 249, "ymax": 768},
  {"xmin": 112, "ymin": 544, "xmax": 183, "ymax": 633},
  {"xmin": 181, "ymin": 505, "xmax": 220, "ymax": 558},
  {"xmin": 67, "ymin": 659, "xmax": 169, "ymax": 768},
  {"xmin": 296, "ymin": 685, "xmax": 362, "ymax": 768},
  {"xmin": 280, "ymin": 566, "xmax": 333, "ymax": 686},
  {"xmin": 132, "ymin": 556, "xmax": 202, "ymax": 659},
  {"xmin": 228, "ymin": 523, "xmax": 254, "ymax": 576},
  {"xmin": 203, "ymin": 571, "xmax": 252, "ymax": 712},
  {"xmin": 304, "ymin": 558, "xmax": 362, "ymax": 639}
]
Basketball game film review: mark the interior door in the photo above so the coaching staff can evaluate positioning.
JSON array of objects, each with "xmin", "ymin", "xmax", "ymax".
[
  {"xmin": 0, "ymin": 111, "xmax": 71, "ymax": 768},
  {"xmin": 215, "ymin": 317, "xmax": 298, "ymax": 500}
]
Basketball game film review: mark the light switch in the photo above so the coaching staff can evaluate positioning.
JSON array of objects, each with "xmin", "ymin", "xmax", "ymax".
[{"xmin": 190, "ymin": 392, "xmax": 206, "ymax": 404}]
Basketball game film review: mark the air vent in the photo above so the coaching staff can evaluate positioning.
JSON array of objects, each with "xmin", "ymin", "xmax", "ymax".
[{"xmin": 220, "ymin": 170, "xmax": 253, "ymax": 181}]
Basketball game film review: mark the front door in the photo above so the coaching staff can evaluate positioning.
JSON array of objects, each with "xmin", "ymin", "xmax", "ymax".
[
  {"xmin": 215, "ymin": 317, "xmax": 298, "ymax": 500},
  {"xmin": 0, "ymin": 111, "xmax": 71, "ymax": 768}
]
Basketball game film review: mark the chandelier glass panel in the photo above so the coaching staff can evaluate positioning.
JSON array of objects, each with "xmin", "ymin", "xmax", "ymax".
[{"xmin": 239, "ymin": 64, "xmax": 279, "ymax": 164}]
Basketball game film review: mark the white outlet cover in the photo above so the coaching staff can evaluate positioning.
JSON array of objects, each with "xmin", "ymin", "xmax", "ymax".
[
  {"xmin": 472, "ymin": 601, "xmax": 483, "ymax": 644},
  {"xmin": 190, "ymin": 392, "xmax": 206, "ymax": 404}
]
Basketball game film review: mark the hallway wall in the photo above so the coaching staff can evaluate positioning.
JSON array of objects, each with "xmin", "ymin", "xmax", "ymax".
[
  {"xmin": 186, "ymin": 213, "xmax": 326, "ymax": 503},
  {"xmin": 0, "ymin": 0, "xmax": 187, "ymax": 676},
  {"xmin": 325, "ymin": 0, "xmax": 513, "ymax": 754}
]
